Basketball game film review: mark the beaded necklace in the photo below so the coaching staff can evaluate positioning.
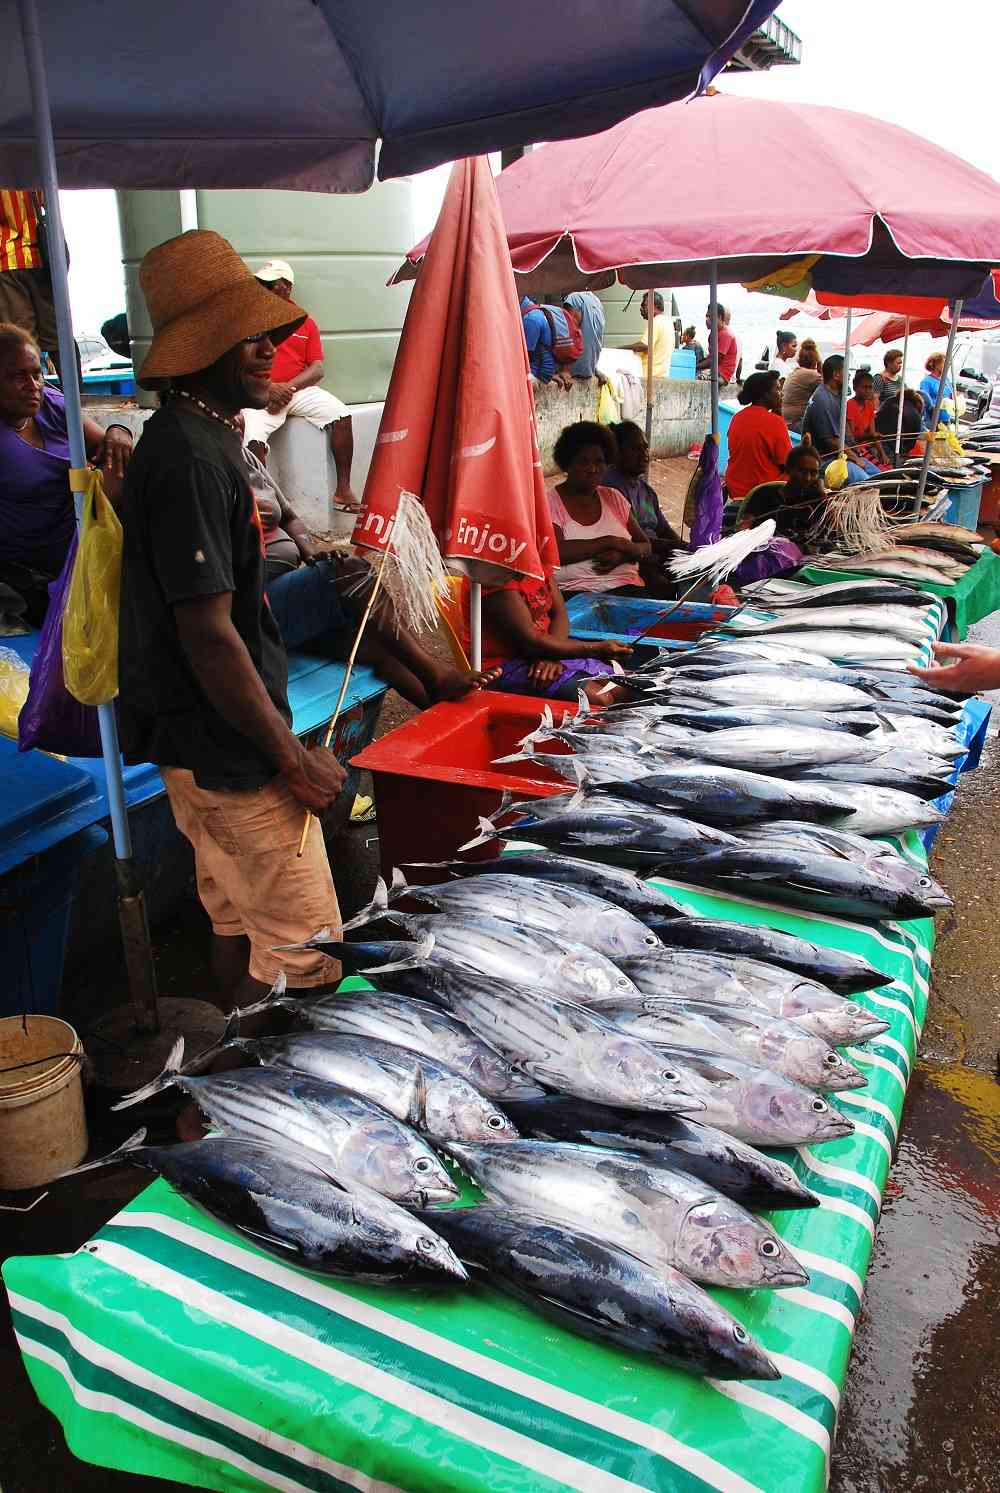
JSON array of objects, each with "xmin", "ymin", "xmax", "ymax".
[{"xmin": 173, "ymin": 388, "xmax": 242, "ymax": 436}]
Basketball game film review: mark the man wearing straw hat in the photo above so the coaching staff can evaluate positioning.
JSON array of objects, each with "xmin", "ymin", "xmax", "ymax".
[{"xmin": 118, "ymin": 230, "xmax": 348, "ymax": 1010}]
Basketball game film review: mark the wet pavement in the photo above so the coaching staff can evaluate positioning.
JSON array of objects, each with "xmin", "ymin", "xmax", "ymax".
[{"xmin": 2, "ymin": 607, "xmax": 999, "ymax": 1490}]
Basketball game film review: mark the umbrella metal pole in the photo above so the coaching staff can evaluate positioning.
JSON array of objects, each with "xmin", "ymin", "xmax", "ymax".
[
  {"xmin": 709, "ymin": 263, "xmax": 719, "ymax": 438},
  {"xmin": 18, "ymin": 0, "xmax": 159, "ymax": 1034},
  {"xmin": 469, "ymin": 581, "xmax": 483, "ymax": 670},
  {"xmin": 912, "ymin": 300, "xmax": 963, "ymax": 514},
  {"xmin": 644, "ymin": 291, "xmax": 655, "ymax": 444},
  {"xmin": 895, "ymin": 317, "xmax": 911, "ymax": 464},
  {"xmin": 838, "ymin": 307, "xmax": 854, "ymax": 453}
]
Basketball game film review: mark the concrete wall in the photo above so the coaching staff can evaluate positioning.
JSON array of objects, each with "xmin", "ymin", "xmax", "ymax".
[
  {"xmin": 117, "ymin": 185, "xmax": 414, "ymax": 406},
  {"xmin": 533, "ymin": 376, "xmax": 711, "ymax": 473}
]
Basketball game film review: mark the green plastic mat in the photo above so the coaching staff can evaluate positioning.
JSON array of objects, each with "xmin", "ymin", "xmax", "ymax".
[
  {"xmin": 4, "ymin": 860, "xmax": 934, "ymax": 1493},
  {"xmin": 799, "ymin": 547, "xmax": 1000, "ymax": 640}
]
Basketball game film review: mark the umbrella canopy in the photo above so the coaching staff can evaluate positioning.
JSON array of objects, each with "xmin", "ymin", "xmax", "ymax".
[
  {"xmin": 398, "ymin": 93, "xmax": 1000, "ymax": 298},
  {"xmin": 0, "ymin": 0, "xmax": 779, "ymax": 190},
  {"xmin": 779, "ymin": 292, "xmax": 850, "ymax": 321},
  {"xmin": 355, "ymin": 157, "xmax": 555, "ymax": 587}
]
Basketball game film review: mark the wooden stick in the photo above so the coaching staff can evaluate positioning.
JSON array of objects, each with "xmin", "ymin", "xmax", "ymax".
[{"xmin": 295, "ymin": 552, "xmax": 389, "ymax": 858}]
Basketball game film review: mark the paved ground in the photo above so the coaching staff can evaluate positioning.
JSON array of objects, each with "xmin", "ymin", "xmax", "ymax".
[{"xmin": 1, "ymin": 506, "xmax": 998, "ymax": 1489}]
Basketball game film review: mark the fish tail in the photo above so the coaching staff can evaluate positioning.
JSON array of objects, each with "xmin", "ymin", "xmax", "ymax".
[
  {"xmin": 58, "ymin": 1127, "xmax": 147, "ymax": 1177},
  {"xmin": 341, "ymin": 876, "xmax": 391, "ymax": 932},
  {"xmin": 111, "ymin": 1034, "xmax": 190, "ymax": 1110},
  {"xmin": 458, "ymin": 816, "xmax": 498, "ymax": 852},
  {"xmin": 491, "ymin": 746, "xmax": 532, "ymax": 765},
  {"xmin": 318, "ymin": 930, "xmax": 436, "ymax": 974},
  {"xmin": 228, "ymin": 971, "xmax": 288, "ymax": 1024},
  {"xmin": 574, "ymin": 687, "xmax": 592, "ymax": 722}
]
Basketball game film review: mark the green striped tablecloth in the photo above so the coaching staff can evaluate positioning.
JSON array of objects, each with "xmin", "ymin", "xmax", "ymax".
[
  {"xmin": 800, "ymin": 547, "xmax": 1000, "ymax": 640},
  {"xmin": 4, "ymin": 853, "xmax": 934, "ymax": 1493}
]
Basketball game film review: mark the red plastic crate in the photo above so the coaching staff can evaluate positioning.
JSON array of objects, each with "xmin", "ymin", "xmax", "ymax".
[{"xmin": 350, "ymin": 692, "xmax": 578, "ymax": 880}]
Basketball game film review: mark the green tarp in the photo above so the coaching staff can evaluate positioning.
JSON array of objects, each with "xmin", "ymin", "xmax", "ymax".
[
  {"xmin": 4, "ymin": 850, "xmax": 935, "ymax": 1493},
  {"xmin": 800, "ymin": 548, "xmax": 1000, "ymax": 640}
]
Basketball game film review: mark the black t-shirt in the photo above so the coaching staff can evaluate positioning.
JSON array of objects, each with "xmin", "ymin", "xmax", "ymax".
[
  {"xmin": 118, "ymin": 402, "xmax": 291, "ymax": 790},
  {"xmin": 743, "ymin": 480, "xmax": 823, "ymax": 543}
]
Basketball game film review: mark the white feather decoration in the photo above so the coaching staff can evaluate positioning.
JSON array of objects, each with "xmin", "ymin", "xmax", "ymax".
[
  {"xmin": 669, "ymin": 519, "xmax": 776, "ymax": 585},
  {"xmin": 345, "ymin": 490, "xmax": 450, "ymax": 635}
]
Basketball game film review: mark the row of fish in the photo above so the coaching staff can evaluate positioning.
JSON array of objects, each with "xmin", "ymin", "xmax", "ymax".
[
  {"xmin": 805, "ymin": 520, "xmax": 985, "ymax": 587},
  {"xmin": 63, "ymin": 569, "xmax": 967, "ymax": 1386}
]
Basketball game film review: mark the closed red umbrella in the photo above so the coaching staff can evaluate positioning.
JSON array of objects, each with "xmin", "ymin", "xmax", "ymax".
[{"xmin": 356, "ymin": 156, "xmax": 556, "ymax": 664}]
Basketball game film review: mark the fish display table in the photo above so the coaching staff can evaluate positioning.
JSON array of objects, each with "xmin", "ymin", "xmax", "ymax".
[
  {"xmin": 4, "ymin": 871, "xmax": 934, "ymax": 1493},
  {"xmin": 798, "ymin": 547, "xmax": 1000, "ymax": 641}
]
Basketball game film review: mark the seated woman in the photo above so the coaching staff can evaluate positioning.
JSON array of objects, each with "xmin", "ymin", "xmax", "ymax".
[
  {"xmin": 874, "ymin": 387, "xmax": 925, "ymax": 459},
  {"xmin": 726, "ymin": 371, "xmax": 792, "ymax": 505},
  {"xmin": 846, "ymin": 369, "xmax": 888, "ymax": 467},
  {"xmin": 547, "ymin": 421, "xmax": 654, "ymax": 597},
  {"xmin": 603, "ymin": 420, "xmax": 685, "ymax": 569},
  {"xmin": 780, "ymin": 341, "xmax": 822, "ymax": 432},
  {"xmin": 0, "ymin": 323, "xmax": 133, "ymax": 623},
  {"xmin": 243, "ymin": 442, "xmax": 493, "ymax": 710},
  {"xmin": 741, "ymin": 443, "xmax": 827, "ymax": 545},
  {"xmin": 481, "ymin": 571, "xmax": 631, "ymax": 703},
  {"xmin": 919, "ymin": 353, "xmax": 955, "ymax": 426}
]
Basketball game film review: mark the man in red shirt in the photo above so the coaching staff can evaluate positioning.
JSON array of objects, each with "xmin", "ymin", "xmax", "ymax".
[
  {"xmin": 697, "ymin": 303, "xmax": 738, "ymax": 386},
  {"xmin": 241, "ymin": 259, "xmax": 357, "ymax": 507}
]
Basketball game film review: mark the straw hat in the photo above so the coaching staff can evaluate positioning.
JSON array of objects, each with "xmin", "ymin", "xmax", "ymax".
[{"xmin": 136, "ymin": 230, "xmax": 306, "ymax": 389}]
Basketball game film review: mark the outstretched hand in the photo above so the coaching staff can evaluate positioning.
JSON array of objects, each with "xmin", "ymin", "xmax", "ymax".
[{"xmin": 909, "ymin": 642, "xmax": 1000, "ymax": 694}]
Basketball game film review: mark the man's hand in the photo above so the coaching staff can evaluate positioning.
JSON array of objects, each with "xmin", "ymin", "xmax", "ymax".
[
  {"xmin": 266, "ymin": 381, "xmax": 296, "ymax": 414},
  {"xmin": 909, "ymin": 642, "xmax": 1000, "ymax": 694},
  {"xmin": 96, "ymin": 425, "xmax": 133, "ymax": 481},
  {"xmin": 282, "ymin": 744, "xmax": 347, "ymax": 812},
  {"xmin": 528, "ymin": 660, "xmax": 563, "ymax": 686}
]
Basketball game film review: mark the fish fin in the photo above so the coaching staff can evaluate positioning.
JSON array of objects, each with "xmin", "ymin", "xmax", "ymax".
[
  {"xmin": 237, "ymin": 1224, "xmax": 301, "ymax": 1254},
  {"xmin": 362, "ymin": 931, "xmax": 436, "ymax": 974},
  {"xmin": 341, "ymin": 876, "xmax": 391, "ymax": 932},
  {"xmin": 271, "ymin": 925, "xmax": 332, "ymax": 952},
  {"xmin": 874, "ymin": 710, "xmax": 901, "ymax": 734},
  {"xmin": 575, "ymin": 686, "xmax": 591, "ymax": 722},
  {"xmin": 610, "ymin": 658, "xmax": 626, "ymax": 676},
  {"xmin": 491, "ymin": 746, "xmax": 531, "ymax": 765},
  {"xmin": 386, "ymin": 867, "xmax": 411, "ymax": 903},
  {"xmin": 458, "ymin": 816, "xmax": 498, "ymax": 852},
  {"xmin": 59, "ymin": 1127, "xmax": 147, "ymax": 1178},
  {"xmin": 598, "ymin": 677, "xmax": 619, "ymax": 695},
  {"xmin": 408, "ymin": 1063, "xmax": 429, "ymax": 1130},
  {"xmin": 111, "ymin": 1036, "xmax": 189, "ymax": 1110},
  {"xmin": 224, "ymin": 971, "xmax": 288, "ymax": 1025}
]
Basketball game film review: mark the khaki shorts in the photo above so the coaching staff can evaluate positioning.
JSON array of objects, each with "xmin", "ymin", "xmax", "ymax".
[
  {"xmin": 0, "ymin": 267, "xmax": 58, "ymax": 350},
  {"xmin": 241, "ymin": 385, "xmax": 350, "ymax": 447},
  {"xmin": 162, "ymin": 767, "xmax": 341, "ymax": 988}
]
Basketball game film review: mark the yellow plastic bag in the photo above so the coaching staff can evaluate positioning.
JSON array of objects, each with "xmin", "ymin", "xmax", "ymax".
[
  {"xmin": 62, "ymin": 468, "xmax": 122, "ymax": 706},
  {"xmin": 596, "ymin": 381, "xmax": 619, "ymax": 425},
  {"xmin": 0, "ymin": 645, "xmax": 30, "ymax": 740},
  {"xmin": 825, "ymin": 455, "xmax": 849, "ymax": 492}
]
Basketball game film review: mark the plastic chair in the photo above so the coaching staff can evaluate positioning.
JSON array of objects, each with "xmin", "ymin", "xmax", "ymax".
[{"xmin": 434, "ymin": 576, "xmax": 471, "ymax": 670}]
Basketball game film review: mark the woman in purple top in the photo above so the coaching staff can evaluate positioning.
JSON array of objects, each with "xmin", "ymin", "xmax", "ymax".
[{"xmin": 0, "ymin": 323, "xmax": 133, "ymax": 622}]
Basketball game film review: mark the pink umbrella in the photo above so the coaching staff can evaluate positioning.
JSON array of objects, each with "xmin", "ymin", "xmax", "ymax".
[
  {"xmin": 356, "ymin": 157, "xmax": 556, "ymax": 666},
  {"xmin": 779, "ymin": 292, "xmax": 849, "ymax": 322}
]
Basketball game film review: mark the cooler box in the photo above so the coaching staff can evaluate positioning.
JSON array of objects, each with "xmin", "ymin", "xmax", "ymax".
[
  {"xmin": 940, "ymin": 479, "xmax": 984, "ymax": 529},
  {"xmin": 350, "ymin": 693, "xmax": 575, "ymax": 880}
]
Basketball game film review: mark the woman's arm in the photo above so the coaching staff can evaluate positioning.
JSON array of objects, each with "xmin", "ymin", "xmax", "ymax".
[
  {"xmin": 552, "ymin": 520, "xmax": 624, "ymax": 565},
  {"xmin": 482, "ymin": 587, "xmax": 628, "ymax": 662},
  {"xmin": 547, "ymin": 578, "xmax": 571, "ymax": 642}
]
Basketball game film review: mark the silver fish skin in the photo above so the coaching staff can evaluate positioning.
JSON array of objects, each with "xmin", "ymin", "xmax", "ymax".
[
  {"xmin": 789, "ymin": 763, "xmax": 950, "ymax": 800},
  {"xmin": 593, "ymin": 999, "xmax": 867, "ymax": 1092},
  {"xmin": 113, "ymin": 1060, "xmax": 458, "ymax": 1205},
  {"xmin": 723, "ymin": 630, "xmax": 919, "ymax": 666},
  {"xmin": 867, "ymin": 718, "xmax": 966, "ymax": 758},
  {"xmin": 422, "ymin": 1205, "xmax": 780, "ymax": 1380},
  {"xmin": 649, "ymin": 915, "xmax": 890, "ymax": 994},
  {"xmin": 385, "ymin": 910, "xmax": 641, "ymax": 1005},
  {"xmin": 223, "ymin": 1031, "xmax": 518, "ymax": 1142},
  {"xmin": 403, "ymin": 964, "xmax": 710, "ymax": 1112},
  {"xmin": 466, "ymin": 798, "xmax": 741, "ymax": 867},
  {"xmin": 431, "ymin": 850, "xmax": 687, "ymax": 928},
  {"xmin": 65, "ymin": 1132, "xmax": 467, "ymax": 1283},
  {"xmin": 660, "ymin": 723, "xmax": 883, "ymax": 769},
  {"xmin": 503, "ymin": 1096, "xmax": 819, "ymax": 1211},
  {"xmin": 736, "ymin": 821, "xmax": 952, "ymax": 908},
  {"xmin": 825, "ymin": 784, "xmax": 944, "ymax": 835},
  {"xmin": 571, "ymin": 760, "xmax": 859, "ymax": 828},
  {"xmin": 649, "ymin": 673, "xmax": 875, "ymax": 711},
  {"xmin": 393, "ymin": 873, "xmax": 662, "ymax": 960},
  {"xmin": 657, "ymin": 639, "xmax": 839, "ymax": 671},
  {"xmin": 616, "ymin": 953, "xmax": 889, "ymax": 1045},
  {"xmin": 264, "ymin": 989, "xmax": 543, "ymax": 1100},
  {"xmin": 745, "ymin": 579, "xmax": 932, "ymax": 610},
  {"xmin": 630, "ymin": 703, "xmax": 879, "ymax": 736},
  {"xmin": 724, "ymin": 605, "xmax": 934, "ymax": 645},
  {"xmin": 640, "ymin": 1051, "xmax": 857, "ymax": 1148},
  {"xmin": 447, "ymin": 1140, "xmax": 808, "ymax": 1290}
]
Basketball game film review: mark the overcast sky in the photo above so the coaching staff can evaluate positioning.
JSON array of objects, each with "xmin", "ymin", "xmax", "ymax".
[{"xmin": 63, "ymin": 0, "xmax": 1000, "ymax": 335}]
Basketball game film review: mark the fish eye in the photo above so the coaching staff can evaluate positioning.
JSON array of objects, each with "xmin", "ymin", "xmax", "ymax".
[
  {"xmin": 811, "ymin": 1098, "xmax": 828, "ymax": 1112},
  {"xmin": 732, "ymin": 1325, "xmax": 749, "ymax": 1344},
  {"xmin": 486, "ymin": 1114, "xmax": 506, "ymax": 1129},
  {"xmin": 824, "ymin": 1053, "xmax": 841, "ymax": 1065},
  {"xmin": 644, "ymin": 934, "xmax": 659, "ymax": 945},
  {"xmin": 759, "ymin": 1239, "xmax": 780, "ymax": 1258},
  {"xmin": 413, "ymin": 1157, "xmax": 434, "ymax": 1174},
  {"xmin": 919, "ymin": 877, "xmax": 932, "ymax": 887},
  {"xmin": 416, "ymin": 1235, "xmax": 436, "ymax": 1254},
  {"xmin": 659, "ymin": 1068, "xmax": 678, "ymax": 1081},
  {"xmin": 617, "ymin": 975, "xmax": 632, "ymax": 987}
]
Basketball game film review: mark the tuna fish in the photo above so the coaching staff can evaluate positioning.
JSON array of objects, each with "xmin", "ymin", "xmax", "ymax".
[{"xmin": 648, "ymin": 916, "xmax": 891, "ymax": 994}]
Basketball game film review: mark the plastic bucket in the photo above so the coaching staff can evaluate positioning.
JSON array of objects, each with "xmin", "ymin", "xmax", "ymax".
[{"xmin": 0, "ymin": 1014, "xmax": 87, "ymax": 1188}]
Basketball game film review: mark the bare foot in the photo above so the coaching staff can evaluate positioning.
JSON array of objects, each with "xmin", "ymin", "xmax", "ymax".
[
  {"xmin": 332, "ymin": 488, "xmax": 361, "ymax": 510},
  {"xmin": 430, "ymin": 665, "xmax": 502, "ymax": 702}
]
